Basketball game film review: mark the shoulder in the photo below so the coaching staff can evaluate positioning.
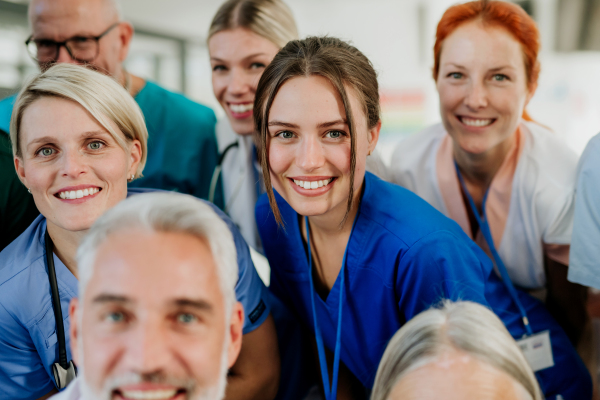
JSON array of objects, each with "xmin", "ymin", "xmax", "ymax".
[
  {"xmin": 360, "ymin": 173, "xmax": 468, "ymax": 248},
  {"xmin": 390, "ymin": 123, "xmax": 446, "ymax": 188},
  {"xmin": 136, "ymin": 82, "xmax": 216, "ymax": 127},
  {"xmin": 391, "ymin": 123, "xmax": 446, "ymax": 169},
  {"xmin": 0, "ymin": 215, "xmax": 50, "ymax": 325},
  {"xmin": 520, "ymin": 122, "xmax": 578, "ymax": 189},
  {"xmin": 0, "ymin": 94, "xmax": 17, "ymax": 133},
  {"xmin": 578, "ymin": 132, "xmax": 600, "ymax": 176}
]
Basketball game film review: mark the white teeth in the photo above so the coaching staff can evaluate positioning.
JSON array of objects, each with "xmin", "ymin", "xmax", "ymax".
[
  {"xmin": 461, "ymin": 117, "xmax": 493, "ymax": 127},
  {"xmin": 58, "ymin": 188, "xmax": 99, "ymax": 200},
  {"xmin": 120, "ymin": 389, "xmax": 178, "ymax": 400},
  {"xmin": 230, "ymin": 103, "xmax": 253, "ymax": 113},
  {"xmin": 293, "ymin": 178, "xmax": 333, "ymax": 190}
]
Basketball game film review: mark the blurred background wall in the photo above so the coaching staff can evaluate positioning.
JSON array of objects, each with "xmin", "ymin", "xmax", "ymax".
[{"xmin": 2, "ymin": 0, "xmax": 600, "ymax": 161}]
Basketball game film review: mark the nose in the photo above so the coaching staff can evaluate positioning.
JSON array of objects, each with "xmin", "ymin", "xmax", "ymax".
[
  {"xmin": 55, "ymin": 45, "xmax": 78, "ymax": 64},
  {"xmin": 297, "ymin": 135, "xmax": 326, "ymax": 172},
  {"xmin": 464, "ymin": 81, "xmax": 488, "ymax": 110},
  {"xmin": 60, "ymin": 149, "xmax": 88, "ymax": 178},
  {"xmin": 227, "ymin": 67, "xmax": 250, "ymax": 96},
  {"xmin": 125, "ymin": 319, "xmax": 171, "ymax": 374}
]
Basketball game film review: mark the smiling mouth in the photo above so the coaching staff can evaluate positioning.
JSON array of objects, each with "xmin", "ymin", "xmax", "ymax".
[
  {"xmin": 56, "ymin": 187, "xmax": 101, "ymax": 200},
  {"xmin": 115, "ymin": 388, "xmax": 185, "ymax": 400},
  {"xmin": 458, "ymin": 116, "xmax": 495, "ymax": 127},
  {"xmin": 229, "ymin": 103, "xmax": 253, "ymax": 114},
  {"xmin": 292, "ymin": 178, "xmax": 335, "ymax": 190}
]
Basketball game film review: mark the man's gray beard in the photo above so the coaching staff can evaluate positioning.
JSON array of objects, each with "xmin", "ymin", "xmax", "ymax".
[{"xmin": 78, "ymin": 339, "xmax": 229, "ymax": 400}]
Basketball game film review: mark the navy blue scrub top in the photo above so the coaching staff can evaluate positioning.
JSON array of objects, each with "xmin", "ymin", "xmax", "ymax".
[
  {"xmin": 0, "ymin": 189, "xmax": 269, "ymax": 400},
  {"xmin": 256, "ymin": 172, "xmax": 591, "ymax": 396}
]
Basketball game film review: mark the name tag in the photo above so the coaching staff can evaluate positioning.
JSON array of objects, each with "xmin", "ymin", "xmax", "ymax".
[{"xmin": 517, "ymin": 330, "xmax": 554, "ymax": 372}]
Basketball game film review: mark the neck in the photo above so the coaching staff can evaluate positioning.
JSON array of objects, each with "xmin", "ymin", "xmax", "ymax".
[
  {"xmin": 308, "ymin": 180, "xmax": 363, "ymax": 236},
  {"xmin": 453, "ymin": 132, "xmax": 516, "ymax": 189},
  {"xmin": 46, "ymin": 221, "xmax": 87, "ymax": 279},
  {"xmin": 118, "ymin": 68, "xmax": 145, "ymax": 97}
]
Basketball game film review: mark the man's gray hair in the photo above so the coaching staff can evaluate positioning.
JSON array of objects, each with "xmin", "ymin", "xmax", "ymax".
[
  {"xmin": 76, "ymin": 192, "xmax": 238, "ymax": 313},
  {"xmin": 371, "ymin": 301, "xmax": 543, "ymax": 400}
]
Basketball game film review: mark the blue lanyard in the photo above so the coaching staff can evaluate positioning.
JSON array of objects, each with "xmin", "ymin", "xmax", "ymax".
[
  {"xmin": 305, "ymin": 215, "xmax": 355, "ymax": 400},
  {"xmin": 454, "ymin": 162, "xmax": 533, "ymax": 336}
]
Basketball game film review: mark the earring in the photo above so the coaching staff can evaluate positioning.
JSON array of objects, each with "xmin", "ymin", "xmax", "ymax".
[
  {"xmin": 368, "ymin": 150, "xmax": 372, "ymax": 156},
  {"xmin": 127, "ymin": 174, "xmax": 134, "ymax": 182},
  {"xmin": 27, "ymin": 188, "xmax": 31, "ymax": 194}
]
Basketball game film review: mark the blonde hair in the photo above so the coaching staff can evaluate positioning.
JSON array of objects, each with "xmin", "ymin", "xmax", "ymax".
[
  {"xmin": 371, "ymin": 301, "xmax": 542, "ymax": 400},
  {"xmin": 208, "ymin": 0, "xmax": 298, "ymax": 48},
  {"xmin": 10, "ymin": 63, "xmax": 148, "ymax": 179}
]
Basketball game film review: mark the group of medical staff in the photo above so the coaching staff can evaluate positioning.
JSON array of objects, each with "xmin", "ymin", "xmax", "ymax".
[{"xmin": 1, "ymin": 0, "xmax": 600, "ymax": 399}]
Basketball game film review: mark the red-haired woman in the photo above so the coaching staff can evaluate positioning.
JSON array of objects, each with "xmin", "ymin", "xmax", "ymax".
[{"xmin": 391, "ymin": 0, "xmax": 587, "ymax": 347}]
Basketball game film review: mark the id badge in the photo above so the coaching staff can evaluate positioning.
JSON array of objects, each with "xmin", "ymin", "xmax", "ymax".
[{"xmin": 516, "ymin": 330, "xmax": 554, "ymax": 372}]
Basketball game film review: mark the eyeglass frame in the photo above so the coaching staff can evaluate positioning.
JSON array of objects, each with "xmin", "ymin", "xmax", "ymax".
[{"xmin": 25, "ymin": 22, "xmax": 121, "ymax": 63}]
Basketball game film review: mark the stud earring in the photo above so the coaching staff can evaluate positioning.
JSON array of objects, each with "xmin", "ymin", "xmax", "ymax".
[
  {"xmin": 127, "ymin": 174, "xmax": 134, "ymax": 182},
  {"xmin": 368, "ymin": 150, "xmax": 372, "ymax": 156},
  {"xmin": 27, "ymin": 188, "xmax": 31, "ymax": 194}
]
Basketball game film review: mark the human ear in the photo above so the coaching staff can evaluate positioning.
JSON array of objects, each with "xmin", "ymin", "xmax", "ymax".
[
  {"xmin": 227, "ymin": 302, "xmax": 244, "ymax": 368},
  {"xmin": 127, "ymin": 140, "xmax": 142, "ymax": 178},
  {"xmin": 367, "ymin": 120, "xmax": 382, "ymax": 154},
  {"xmin": 117, "ymin": 22, "xmax": 134, "ymax": 62},
  {"xmin": 14, "ymin": 156, "xmax": 28, "ymax": 188},
  {"xmin": 69, "ymin": 298, "xmax": 81, "ymax": 366}
]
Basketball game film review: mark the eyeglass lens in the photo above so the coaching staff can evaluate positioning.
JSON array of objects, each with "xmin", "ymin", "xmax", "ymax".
[{"xmin": 27, "ymin": 38, "xmax": 99, "ymax": 62}]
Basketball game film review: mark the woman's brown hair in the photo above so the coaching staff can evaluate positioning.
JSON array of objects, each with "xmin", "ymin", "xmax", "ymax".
[{"xmin": 254, "ymin": 36, "xmax": 380, "ymax": 225}]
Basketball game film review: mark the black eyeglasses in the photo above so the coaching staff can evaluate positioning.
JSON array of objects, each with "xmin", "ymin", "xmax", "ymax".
[{"xmin": 25, "ymin": 23, "xmax": 120, "ymax": 63}]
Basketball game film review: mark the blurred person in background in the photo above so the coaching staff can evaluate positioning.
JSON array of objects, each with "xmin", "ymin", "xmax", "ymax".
[
  {"xmin": 568, "ymin": 133, "xmax": 600, "ymax": 290},
  {"xmin": 390, "ymin": 0, "xmax": 587, "ymax": 346},
  {"xmin": 254, "ymin": 35, "xmax": 590, "ymax": 400},
  {"xmin": 0, "ymin": 64, "xmax": 277, "ymax": 400},
  {"xmin": 371, "ymin": 301, "xmax": 543, "ymax": 400},
  {"xmin": 51, "ymin": 192, "xmax": 245, "ymax": 400},
  {"xmin": 0, "ymin": 0, "xmax": 224, "ymax": 251},
  {"xmin": 207, "ymin": 0, "xmax": 298, "ymax": 253}
]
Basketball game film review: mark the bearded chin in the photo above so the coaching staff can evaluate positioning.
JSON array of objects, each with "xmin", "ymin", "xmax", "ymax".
[{"xmin": 78, "ymin": 337, "xmax": 230, "ymax": 400}]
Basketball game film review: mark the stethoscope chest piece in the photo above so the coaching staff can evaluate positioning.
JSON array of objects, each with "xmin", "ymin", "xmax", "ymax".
[{"xmin": 52, "ymin": 361, "xmax": 77, "ymax": 390}]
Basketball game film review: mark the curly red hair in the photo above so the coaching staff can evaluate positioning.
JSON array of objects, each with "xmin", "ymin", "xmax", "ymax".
[{"xmin": 433, "ymin": 1, "xmax": 540, "ymax": 120}]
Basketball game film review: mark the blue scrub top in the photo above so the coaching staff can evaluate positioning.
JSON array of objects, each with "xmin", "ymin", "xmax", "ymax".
[
  {"xmin": 0, "ymin": 82, "xmax": 224, "ymax": 208},
  {"xmin": 0, "ymin": 189, "xmax": 268, "ymax": 400},
  {"xmin": 256, "ymin": 172, "xmax": 591, "ymax": 398},
  {"xmin": 569, "ymin": 132, "xmax": 600, "ymax": 289}
]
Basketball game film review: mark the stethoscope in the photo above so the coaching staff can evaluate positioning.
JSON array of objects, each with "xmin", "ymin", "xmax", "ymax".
[
  {"xmin": 44, "ymin": 229, "xmax": 78, "ymax": 389},
  {"xmin": 208, "ymin": 140, "xmax": 239, "ymax": 207}
]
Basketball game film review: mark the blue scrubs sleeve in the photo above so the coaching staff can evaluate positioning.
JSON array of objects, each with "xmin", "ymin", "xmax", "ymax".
[
  {"xmin": 397, "ymin": 230, "xmax": 491, "ymax": 320},
  {"xmin": 211, "ymin": 204, "xmax": 270, "ymax": 334},
  {"xmin": 569, "ymin": 133, "xmax": 600, "ymax": 289},
  {"xmin": 0, "ymin": 303, "xmax": 55, "ymax": 399}
]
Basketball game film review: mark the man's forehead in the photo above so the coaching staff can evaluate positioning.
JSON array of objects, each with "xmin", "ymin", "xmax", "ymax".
[{"xmin": 30, "ymin": 0, "xmax": 115, "ymax": 36}]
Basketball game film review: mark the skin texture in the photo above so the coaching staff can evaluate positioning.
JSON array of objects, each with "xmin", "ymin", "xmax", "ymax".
[
  {"xmin": 209, "ymin": 28, "xmax": 280, "ymax": 136},
  {"xmin": 28, "ymin": 0, "xmax": 145, "ymax": 95},
  {"xmin": 389, "ymin": 350, "xmax": 532, "ymax": 400},
  {"xmin": 437, "ymin": 21, "xmax": 587, "ymax": 345},
  {"xmin": 14, "ymin": 96, "xmax": 141, "ymax": 276},
  {"xmin": 69, "ymin": 230, "xmax": 244, "ymax": 400},
  {"xmin": 267, "ymin": 75, "xmax": 379, "ymax": 398}
]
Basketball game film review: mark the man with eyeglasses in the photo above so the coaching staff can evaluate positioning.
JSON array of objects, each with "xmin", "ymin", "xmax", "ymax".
[{"xmin": 0, "ymin": 0, "xmax": 224, "ymax": 243}]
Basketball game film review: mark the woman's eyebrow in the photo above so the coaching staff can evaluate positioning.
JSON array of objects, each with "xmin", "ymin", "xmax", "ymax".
[
  {"xmin": 27, "ymin": 136, "xmax": 56, "ymax": 150},
  {"xmin": 317, "ymin": 119, "xmax": 346, "ymax": 129},
  {"xmin": 268, "ymin": 120, "xmax": 299, "ymax": 128}
]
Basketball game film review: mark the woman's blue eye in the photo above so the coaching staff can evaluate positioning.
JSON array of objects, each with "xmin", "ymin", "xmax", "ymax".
[
  {"xmin": 326, "ymin": 130, "xmax": 343, "ymax": 139},
  {"xmin": 279, "ymin": 131, "xmax": 294, "ymax": 139},
  {"xmin": 177, "ymin": 313, "xmax": 197, "ymax": 324},
  {"xmin": 88, "ymin": 141, "xmax": 103, "ymax": 150},
  {"xmin": 250, "ymin": 62, "xmax": 266, "ymax": 69},
  {"xmin": 493, "ymin": 74, "xmax": 508, "ymax": 81},
  {"xmin": 449, "ymin": 72, "xmax": 463, "ymax": 79},
  {"xmin": 213, "ymin": 65, "xmax": 226, "ymax": 72},
  {"xmin": 39, "ymin": 148, "xmax": 54, "ymax": 156}
]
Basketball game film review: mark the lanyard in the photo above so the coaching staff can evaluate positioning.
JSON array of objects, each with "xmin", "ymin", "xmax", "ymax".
[
  {"xmin": 454, "ymin": 162, "xmax": 533, "ymax": 336},
  {"xmin": 305, "ymin": 215, "xmax": 356, "ymax": 400}
]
